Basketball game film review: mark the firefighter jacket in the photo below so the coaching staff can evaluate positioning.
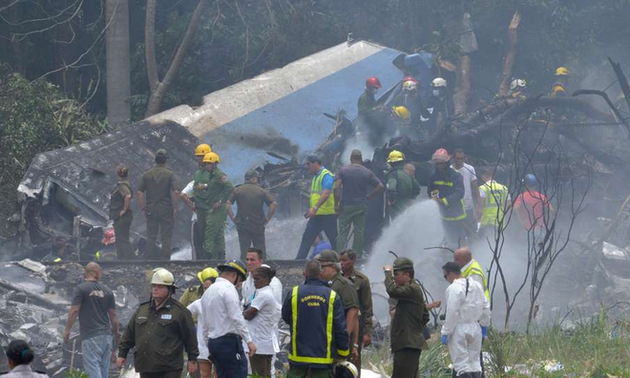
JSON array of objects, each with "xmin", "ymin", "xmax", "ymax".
[
  {"xmin": 281, "ymin": 278, "xmax": 349, "ymax": 368},
  {"xmin": 428, "ymin": 168, "xmax": 467, "ymax": 221},
  {"xmin": 386, "ymin": 165, "xmax": 421, "ymax": 218}
]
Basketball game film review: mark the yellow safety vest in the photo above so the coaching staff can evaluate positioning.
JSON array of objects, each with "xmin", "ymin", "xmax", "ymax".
[
  {"xmin": 479, "ymin": 181, "xmax": 509, "ymax": 227},
  {"xmin": 310, "ymin": 168, "xmax": 335, "ymax": 215},
  {"xmin": 462, "ymin": 259, "xmax": 490, "ymax": 302}
]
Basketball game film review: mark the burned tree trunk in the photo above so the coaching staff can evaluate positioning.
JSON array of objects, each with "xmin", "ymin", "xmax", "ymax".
[
  {"xmin": 498, "ymin": 12, "xmax": 521, "ymax": 97},
  {"xmin": 452, "ymin": 13, "xmax": 478, "ymax": 116}
]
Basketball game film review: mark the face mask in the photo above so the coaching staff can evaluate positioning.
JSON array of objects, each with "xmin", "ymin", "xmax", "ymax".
[{"xmin": 433, "ymin": 89, "xmax": 442, "ymax": 97}]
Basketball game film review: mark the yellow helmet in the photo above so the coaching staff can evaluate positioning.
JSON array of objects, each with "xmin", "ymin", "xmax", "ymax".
[
  {"xmin": 197, "ymin": 267, "xmax": 219, "ymax": 283},
  {"xmin": 392, "ymin": 106, "xmax": 411, "ymax": 120},
  {"xmin": 555, "ymin": 67, "xmax": 570, "ymax": 76},
  {"xmin": 195, "ymin": 144, "xmax": 212, "ymax": 156},
  {"xmin": 203, "ymin": 152, "xmax": 220, "ymax": 164},
  {"xmin": 387, "ymin": 150, "xmax": 405, "ymax": 163}
]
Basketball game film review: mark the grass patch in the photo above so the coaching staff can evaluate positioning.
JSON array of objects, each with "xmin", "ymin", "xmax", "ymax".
[{"xmin": 276, "ymin": 314, "xmax": 630, "ymax": 377}]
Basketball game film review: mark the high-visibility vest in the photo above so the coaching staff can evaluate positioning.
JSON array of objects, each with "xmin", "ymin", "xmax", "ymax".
[
  {"xmin": 479, "ymin": 181, "xmax": 509, "ymax": 227},
  {"xmin": 310, "ymin": 168, "xmax": 335, "ymax": 215},
  {"xmin": 462, "ymin": 259, "xmax": 490, "ymax": 302}
]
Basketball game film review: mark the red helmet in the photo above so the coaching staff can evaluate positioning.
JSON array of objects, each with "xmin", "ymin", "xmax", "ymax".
[
  {"xmin": 432, "ymin": 148, "xmax": 450, "ymax": 162},
  {"xmin": 366, "ymin": 77, "xmax": 382, "ymax": 89},
  {"xmin": 402, "ymin": 76, "xmax": 419, "ymax": 84},
  {"xmin": 102, "ymin": 229, "xmax": 116, "ymax": 245}
]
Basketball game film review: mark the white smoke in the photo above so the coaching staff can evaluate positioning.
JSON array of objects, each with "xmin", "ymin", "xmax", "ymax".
[{"xmin": 362, "ymin": 200, "xmax": 451, "ymax": 324}]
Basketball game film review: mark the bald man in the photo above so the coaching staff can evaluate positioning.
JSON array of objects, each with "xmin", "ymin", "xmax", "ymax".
[
  {"xmin": 64, "ymin": 263, "xmax": 119, "ymax": 378},
  {"xmin": 403, "ymin": 163, "xmax": 416, "ymax": 179},
  {"xmin": 453, "ymin": 247, "xmax": 489, "ymax": 302}
]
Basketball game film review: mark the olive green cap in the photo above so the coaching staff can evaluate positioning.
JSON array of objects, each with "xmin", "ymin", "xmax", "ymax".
[
  {"xmin": 317, "ymin": 249, "xmax": 339, "ymax": 263},
  {"xmin": 393, "ymin": 257, "xmax": 414, "ymax": 270},
  {"xmin": 244, "ymin": 169, "xmax": 259, "ymax": 180},
  {"xmin": 156, "ymin": 149, "xmax": 169, "ymax": 158}
]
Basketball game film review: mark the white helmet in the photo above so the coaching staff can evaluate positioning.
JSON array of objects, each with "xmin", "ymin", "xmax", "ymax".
[
  {"xmin": 151, "ymin": 269, "xmax": 176, "ymax": 287},
  {"xmin": 431, "ymin": 77, "xmax": 447, "ymax": 88},
  {"xmin": 510, "ymin": 78, "xmax": 527, "ymax": 90},
  {"xmin": 402, "ymin": 80, "xmax": 418, "ymax": 92},
  {"xmin": 334, "ymin": 361, "xmax": 358, "ymax": 378}
]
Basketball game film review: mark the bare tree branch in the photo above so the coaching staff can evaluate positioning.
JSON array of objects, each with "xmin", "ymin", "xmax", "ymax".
[{"xmin": 145, "ymin": 0, "xmax": 209, "ymax": 117}]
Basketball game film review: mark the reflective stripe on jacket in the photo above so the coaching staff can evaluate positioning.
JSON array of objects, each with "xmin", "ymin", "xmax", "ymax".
[
  {"xmin": 462, "ymin": 259, "xmax": 490, "ymax": 302},
  {"xmin": 428, "ymin": 168, "xmax": 467, "ymax": 221},
  {"xmin": 479, "ymin": 181, "xmax": 509, "ymax": 227},
  {"xmin": 282, "ymin": 279, "xmax": 349, "ymax": 367},
  {"xmin": 310, "ymin": 168, "xmax": 335, "ymax": 215}
]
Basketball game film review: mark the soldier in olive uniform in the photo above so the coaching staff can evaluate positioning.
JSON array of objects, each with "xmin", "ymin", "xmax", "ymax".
[
  {"xmin": 318, "ymin": 250, "xmax": 361, "ymax": 363},
  {"xmin": 193, "ymin": 152, "xmax": 234, "ymax": 260},
  {"xmin": 117, "ymin": 269, "xmax": 199, "ymax": 378},
  {"xmin": 137, "ymin": 149, "xmax": 179, "ymax": 260},
  {"xmin": 226, "ymin": 169, "xmax": 278, "ymax": 259},
  {"xmin": 385, "ymin": 150, "xmax": 420, "ymax": 220},
  {"xmin": 340, "ymin": 249, "xmax": 374, "ymax": 375},
  {"xmin": 110, "ymin": 165, "xmax": 133, "ymax": 260},
  {"xmin": 384, "ymin": 257, "xmax": 430, "ymax": 378}
]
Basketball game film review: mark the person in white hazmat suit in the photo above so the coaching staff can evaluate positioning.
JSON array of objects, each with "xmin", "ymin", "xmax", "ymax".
[{"xmin": 440, "ymin": 261, "xmax": 491, "ymax": 378}]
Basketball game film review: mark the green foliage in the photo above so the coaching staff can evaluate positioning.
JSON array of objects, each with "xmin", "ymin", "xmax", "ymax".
[
  {"xmin": 0, "ymin": 62, "xmax": 109, "ymax": 234},
  {"xmin": 65, "ymin": 368, "xmax": 88, "ymax": 378},
  {"xmin": 484, "ymin": 313, "xmax": 630, "ymax": 377}
]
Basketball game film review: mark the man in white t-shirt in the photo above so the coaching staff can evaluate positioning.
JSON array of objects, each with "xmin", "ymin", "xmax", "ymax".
[
  {"xmin": 243, "ymin": 266, "xmax": 281, "ymax": 377},
  {"xmin": 242, "ymin": 248, "xmax": 283, "ymax": 306},
  {"xmin": 451, "ymin": 149, "xmax": 480, "ymax": 241}
]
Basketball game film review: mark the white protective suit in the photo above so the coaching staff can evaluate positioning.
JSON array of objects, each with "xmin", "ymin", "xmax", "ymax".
[{"xmin": 441, "ymin": 277, "xmax": 491, "ymax": 374}]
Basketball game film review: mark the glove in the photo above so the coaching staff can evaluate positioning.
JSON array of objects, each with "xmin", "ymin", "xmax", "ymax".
[
  {"xmin": 481, "ymin": 326, "xmax": 488, "ymax": 339},
  {"xmin": 441, "ymin": 335, "xmax": 448, "ymax": 345}
]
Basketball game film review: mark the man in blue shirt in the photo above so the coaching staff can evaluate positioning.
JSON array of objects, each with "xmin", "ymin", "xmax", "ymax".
[{"xmin": 296, "ymin": 155, "xmax": 337, "ymax": 259}]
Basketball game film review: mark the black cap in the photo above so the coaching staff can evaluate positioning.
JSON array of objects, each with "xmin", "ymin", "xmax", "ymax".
[{"xmin": 306, "ymin": 155, "xmax": 321, "ymax": 164}]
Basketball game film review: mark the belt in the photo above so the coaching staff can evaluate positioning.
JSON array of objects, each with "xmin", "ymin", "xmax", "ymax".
[{"xmin": 209, "ymin": 333, "xmax": 241, "ymax": 341}]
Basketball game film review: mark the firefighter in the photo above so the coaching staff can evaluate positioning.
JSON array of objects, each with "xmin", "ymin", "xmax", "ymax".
[
  {"xmin": 181, "ymin": 144, "xmax": 213, "ymax": 257},
  {"xmin": 509, "ymin": 78, "xmax": 528, "ymax": 99},
  {"xmin": 386, "ymin": 150, "xmax": 420, "ymax": 220},
  {"xmin": 282, "ymin": 259, "xmax": 349, "ymax": 378},
  {"xmin": 358, "ymin": 77, "xmax": 381, "ymax": 116},
  {"xmin": 428, "ymin": 149, "xmax": 467, "ymax": 247},
  {"xmin": 551, "ymin": 67, "xmax": 570, "ymax": 98},
  {"xmin": 194, "ymin": 152, "xmax": 234, "ymax": 260},
  {"xmin": 179, "ymin": 267, "xmax": 219, "ymax": 309},
  {"xmin": 425, "ymin": 77, "xmax": 449, "ymax": 133}
]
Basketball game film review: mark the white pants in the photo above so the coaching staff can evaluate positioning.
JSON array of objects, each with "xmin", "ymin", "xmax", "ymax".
[{"xmin": 448, "ymin": 322, "xmax": 482, "ymax": 374}]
